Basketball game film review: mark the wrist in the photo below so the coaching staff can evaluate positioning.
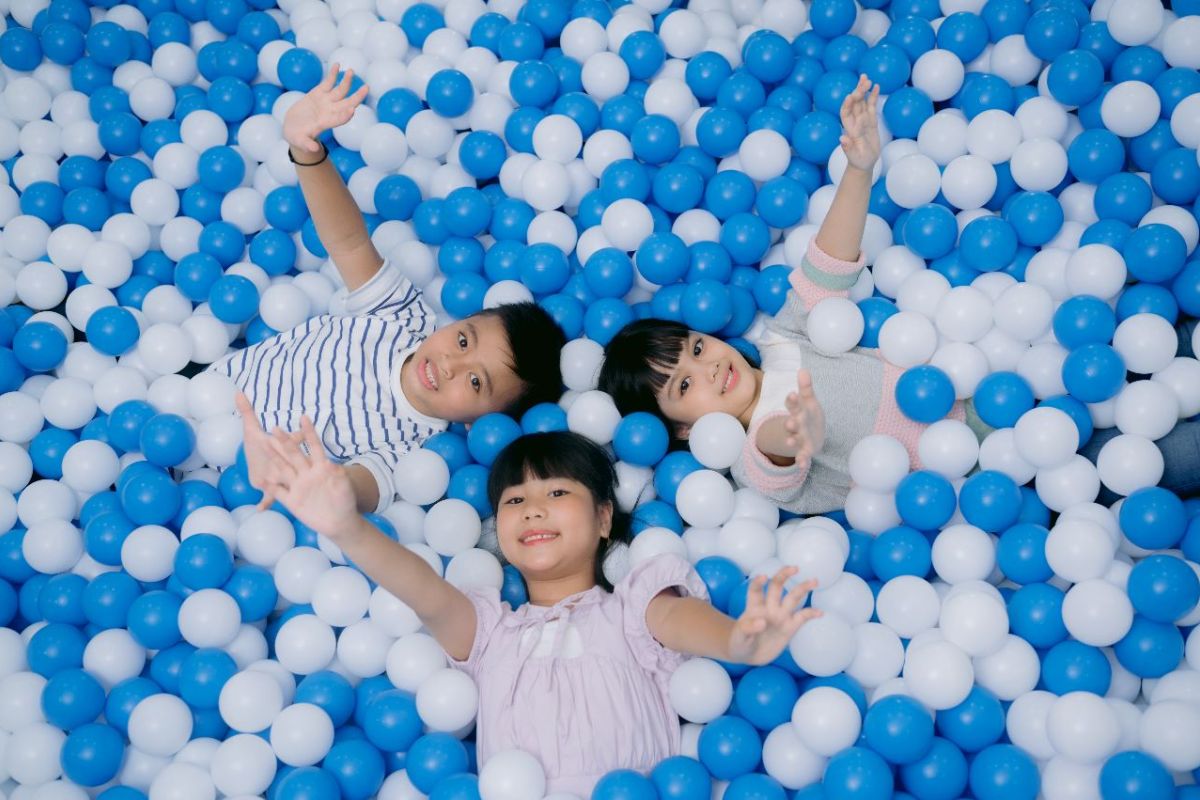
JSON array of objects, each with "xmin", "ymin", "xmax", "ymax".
[{"xmin": 288, "ymin": 142, "xmax": 328, "ymax": 166}]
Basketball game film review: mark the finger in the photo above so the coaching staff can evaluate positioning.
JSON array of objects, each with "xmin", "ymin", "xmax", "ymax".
[
  {"xmin": 766, "ymin": 567, "xmax": 795, "ymax": 608},
  {"xmin": 333, "ymin": 68, "xmax": 354, "ymax": 100},
  {"xmin": 319, "ymin": 63, "xmax": 339, "ymax": 91},
  {"xmin": 265, "ymin": 435, "xmax": 306, "ymax": 478},
  {"xmin": 744, "ymin": 575, "xmax": 767, "ymax": 612},
  {"xmin": 300, "ymin": 416, "xmax": 328, "ymax": 462}
]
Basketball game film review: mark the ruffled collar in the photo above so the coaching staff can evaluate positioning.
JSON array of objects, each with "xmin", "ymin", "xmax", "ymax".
[{"xmin": 501, "ymin": 585, "xmax": 607, "ymax": 629}]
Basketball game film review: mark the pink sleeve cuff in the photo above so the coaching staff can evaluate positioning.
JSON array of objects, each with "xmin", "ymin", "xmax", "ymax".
[
  {"xmin": 806, "ymin": 239, "xmax": 867, "ymax": 274},
  {"xmin": 740, "ymin": 411, "xmax": 812, "ymax": 493}
]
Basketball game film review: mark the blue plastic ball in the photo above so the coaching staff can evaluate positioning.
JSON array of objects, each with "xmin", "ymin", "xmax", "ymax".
[
  {"xmin": 895, "ymin": 365, "xmax": 955, "ymax": 423},
  {"xmin": 958, "ymin": 471, "xmax": 1021, "ymax": 533},
  {"xmin": 403, "ymin": 733, "xmax": 468, "ymax": 794},
  {"xmin": 896, "ymin": 470, "xmax": 957, "ymax": 531},
  {"xmin": 139, "ymin": 413, "xmax": 196, "ymax": 468},
  {"xmin": 863, "ymin": 694, "xmax": 935, "ymax": 764},
  {"xmin": 1113, "ymin": 615, "xmax": 1184, "ymax": 679},
  {"xmin": 1127, "ymin": 554, "xmax": 1200, "ymax": 623},
  {"xmin": 968, "ymin": 744, "xmax": 1039, "ymax": 800},
  {"xmin": 1120, "ymin": 487, "xmax": 1187, "ymax": 550},
  {"xmin": 651, "ymin": 756, "xmax": 713, "ymax": 800},
  {"xmin": 1099, "ymin": 751, "xmax": 1174, "ymax": 800},
  {"xmin": 466, "ymin": 413, "xmax": 522, "ymax": 467},
  {"xmin": 972, "ymin": 371, "xmax": 1035, "ymax": 428},
  {"xmin": 1041, "ymin": 638, "xmax": 1110, "ymax": 695},
  {"xmin": 613, "ymin": 412, "xmax": 669, "ymax": 467},
  {"xmin": 869, "ymin": 526, "xmax": 932, "ymax": 582},
  {"xmin": 1062, "ymin": 344, "xmax": 1126, "ymax": 403},
  {"xmin": 13, "ymin": 321, "xmax": 68, "ymax": 372},
  {"xmin": 824, "ymin": 746, "xmax": 895, "ymax": 800},
  {"xmin": 62, "ymin": 723, "xmax": 125, "ymax": 787},
  {"xmin": 697, "ymin": 715, "xmax": 761, "ymax": 781},
  {"xmin": 426, "ymin": 69, "xmax": 474, "ymax": 117}
]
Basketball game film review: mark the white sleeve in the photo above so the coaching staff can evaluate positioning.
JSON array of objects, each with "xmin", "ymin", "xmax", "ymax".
[
  {"xmin": 346, "ymin": 450, "xmax": 399, "ymax": 514},
  {"xmin": 340, "ymin": 260, "xmax": 424, "ymax": 320}
]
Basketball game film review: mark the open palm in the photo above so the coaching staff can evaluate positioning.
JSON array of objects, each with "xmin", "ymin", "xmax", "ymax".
[
  {"xmin": 840, "ymin": 74, "xmax": 881, "ymax": 172},
  {"xmin": 261, "ymin": 417, "xmax": 359, "ymax": 540},
  {"xmin": 283, "ymin": 63, "xmax": 370, "ymax": 154},
  {"xmin": 728, "ymin": 568, "xmax": 822, "ymax": 665}
]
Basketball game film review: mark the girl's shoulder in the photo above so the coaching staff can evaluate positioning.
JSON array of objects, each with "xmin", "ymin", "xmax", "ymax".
[{"xmin": 611, "ymin": 552, "xmax": 710, "ymax": 673}]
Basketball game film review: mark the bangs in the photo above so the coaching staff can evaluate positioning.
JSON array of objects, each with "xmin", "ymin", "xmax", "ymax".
[
  {"xmin": 598, "ymin": 319, "xmax": 690, "ymax": 417},
  {"xmin": 486, "ymin": 431, "xmax": 616, "ymax": 510}
]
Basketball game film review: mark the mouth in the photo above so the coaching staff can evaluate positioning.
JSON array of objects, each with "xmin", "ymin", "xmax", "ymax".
[
  {"xmin": 722, "ymin": 365, "xmax": 738, "ymax": 393},
  {"xmin": 519, "ymin": 530, "xmax": 559, "ymax": 546},
  {"xmin": 417, "ymin": 358, "xmax": 438, "ymax": 391}
]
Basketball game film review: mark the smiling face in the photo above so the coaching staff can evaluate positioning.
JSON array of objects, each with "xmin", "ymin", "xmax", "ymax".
[
  {"xmin": 654, "ymin": 331, "xmax": 762, "ymax": 438},
  {"xmin": 495, "ymin": 473, "xmax": 612, "ymax": 597},
  {"xmin": 400, "ymin": 315, "xmax": 525, "ymax": 423}
]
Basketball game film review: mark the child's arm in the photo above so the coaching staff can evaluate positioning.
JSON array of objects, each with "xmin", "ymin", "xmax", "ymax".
[
  {"xmin": 754, "ymin": 368, "xmax": 826, "ymax": 469},
  {"xmin": 813, "ymin": 74, "xmax": 879, "ymax": 263},
  {"xmin": 645, "ymin": 568, "xmax": 822, "ymax": 666},
  {"xmin": 774, "ymin": 76, "xmax": 880, "ymax": 335},
  {"xmin": 259, "ymin": 417, "xmax": 477, "ymax": 661},
  {"xmin": 283, "ymin": 64, "xmax": 383, "ymax": 293}
]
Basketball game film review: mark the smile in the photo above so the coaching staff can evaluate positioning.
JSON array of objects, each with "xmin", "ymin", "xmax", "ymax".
[
  {"xmin": 723, "ymin": 366, "xmax": 738, "ymax": 393},
  {"xmin": 519, "ymin": 531, "xmax": 559, "ymax": 545},
  {"xmin": 418, "ymin": 358, "xmax": 438, "ymax": 390}
]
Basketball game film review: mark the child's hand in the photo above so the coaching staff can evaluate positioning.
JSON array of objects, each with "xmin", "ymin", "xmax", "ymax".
[
  {"xmin": 261, "ymin": 416, "xmax": 360, "ymax": 541},
  {"xmin": 283, "ymin": 63, "xmax": 370, "ymax": 156},
  {"xmin": 782, "ymin": 369, "xmax": 826, "ymax": 466},
  {"xmin": 236, "ymin": 392, "xmax": 283, "ymax": 511},
  {"xmin": 839, "ymin": 74, "xmax": 881, "ymax": 172},
  {"xmin": 728, "ymin": 569, "xmax": 822, "ymax": 665}
]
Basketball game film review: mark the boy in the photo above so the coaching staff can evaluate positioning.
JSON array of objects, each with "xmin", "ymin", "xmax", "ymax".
[{"xmin": 218, "ymin": 65, "xmax": 565, "ymax": 513}]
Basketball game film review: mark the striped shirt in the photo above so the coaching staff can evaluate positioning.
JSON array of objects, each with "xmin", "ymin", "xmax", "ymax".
[{"xmin": 210, "ymin": 261, "xmax": 447, "ymax": 512}]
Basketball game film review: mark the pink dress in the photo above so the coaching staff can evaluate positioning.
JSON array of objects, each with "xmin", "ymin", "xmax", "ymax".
[{"xmin": 448, "ymin": 554, "xmax": 710, "ymax": 797}]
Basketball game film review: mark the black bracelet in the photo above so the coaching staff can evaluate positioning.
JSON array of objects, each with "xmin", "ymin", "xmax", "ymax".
[{"xmin": 288, "ymin": 142, "xmax": 328, "ymax": 166}]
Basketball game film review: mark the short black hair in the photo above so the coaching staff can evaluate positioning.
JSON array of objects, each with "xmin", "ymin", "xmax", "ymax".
[
  {"xmin": 598, "ymin": 317, "xmax": 690, "ymax": 435},
  {"xmin": 474, "ymin": 303, "xmax": 567, "ymax": 417},
  {"xmin": 487, "ymin": 431, "xmax": 632, "ymax": 592}
]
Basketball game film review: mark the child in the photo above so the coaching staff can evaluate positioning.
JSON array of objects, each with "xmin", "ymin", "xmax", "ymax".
[
  {"xmin": 255, "ymin": 425, "xmax": 822, "ymax": 796},
  {"xmin": 216, "ymin": 65, "xmax": 566, "ymax": 514},
  {"xmin": 600, "ymin": 75, "xmax": 923, "ymax": 514}
]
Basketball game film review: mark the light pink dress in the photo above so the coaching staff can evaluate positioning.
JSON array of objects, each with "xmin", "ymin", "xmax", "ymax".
[{"xmin": 448, "ymin": 553, "xmax": 710, "ymax": 797}]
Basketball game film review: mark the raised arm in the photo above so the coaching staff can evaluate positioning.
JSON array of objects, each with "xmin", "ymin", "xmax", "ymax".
[
  {"xmin": 645, "ymin": 568, "xmax": 821, "ymax": 665},
  {"xmin": 813, "ymin": 74, "xmax": 879, "ymax": 262},
  {"xmin": 261, "ymin": 416, "xmax": 477, "ymax": 661},
  {"xmin": 283, "ymin": 64, "xmax": 384, "ymax": 293}
]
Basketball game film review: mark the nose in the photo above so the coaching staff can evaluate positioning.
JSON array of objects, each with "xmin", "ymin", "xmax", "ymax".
[
  {"xmin": 438, "ymin": 352, "xmax": 458, "ymax": 379},
  {"xmin": 523, "ymin": 499, "xmax": 545, "ymax": 520}
]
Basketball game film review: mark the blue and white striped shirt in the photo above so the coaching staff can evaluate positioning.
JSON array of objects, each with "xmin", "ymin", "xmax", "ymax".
[{"xmin": 210, "ymin": 262, "xmax": 447, "ymax": 512}]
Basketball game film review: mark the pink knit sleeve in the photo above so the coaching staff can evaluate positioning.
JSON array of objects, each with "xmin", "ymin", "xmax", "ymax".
[
  {"xmin": 787, "ymin": 240, "xmax": 867, "ymax": 313},
  {"xmin": 734, "ymin": 411, "xmax": 813, "ymax": 496}
]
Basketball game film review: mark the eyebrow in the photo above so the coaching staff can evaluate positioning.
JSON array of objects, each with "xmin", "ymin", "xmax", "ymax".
[{"xmin": 466, "ymin": 321, "xmax": 494, "ymax": 395}]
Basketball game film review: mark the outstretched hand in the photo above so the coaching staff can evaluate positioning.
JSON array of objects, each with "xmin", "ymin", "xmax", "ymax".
[
  {"xmin": 258, "ymin": 416, "xmax": 360, "ymax": 540},
  {"xmin": 840, "ymin": 74, "xmax": 881, "ymax": 172},
  {"xmin": 728, "ymin": 568, "xmax": 822, "ymax": 665},
  {"xmin": 236, "ymin": 392, "xmax": 284, "ymax": 511},
  {"xmin": 782, "ymin": 369, "xmax": 826, "ymax": 466},
  {"xmin": 283, "ymin": 63, "xmax": 370, "ymax": 155}
]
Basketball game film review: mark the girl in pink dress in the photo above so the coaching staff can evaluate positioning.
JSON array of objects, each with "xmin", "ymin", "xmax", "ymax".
[{"xmin": 253, "ymin": 423, "xmax": 824, "ymax": 797}]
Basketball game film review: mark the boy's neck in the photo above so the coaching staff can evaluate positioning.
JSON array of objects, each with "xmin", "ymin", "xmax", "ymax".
[{"xmin": 736, "ymin": 367, "xmax": 766, "ymax": 429}]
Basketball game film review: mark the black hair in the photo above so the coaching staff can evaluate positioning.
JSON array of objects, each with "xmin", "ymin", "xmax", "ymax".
[
  {"xmin": 473, "ymin": 303, "xmax": 567, "ymax": 417},
  {"xmin": 487, "ymin": 431, "xmax": 632, "ymax": 592},
  {"xmin": 598, "ymin": 317, "xmax": 691, "ymax": 440}
]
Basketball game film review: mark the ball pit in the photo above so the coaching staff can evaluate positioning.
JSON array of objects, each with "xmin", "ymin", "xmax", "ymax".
[{"xmin": 0, "ymin": 0, "xmax": 1199, "ymax": 797}]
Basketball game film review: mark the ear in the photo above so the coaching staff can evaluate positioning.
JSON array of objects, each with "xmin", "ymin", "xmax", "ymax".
[{"xmin": 598, "ymin": 501, "xmax": 614, "ymax": 540}]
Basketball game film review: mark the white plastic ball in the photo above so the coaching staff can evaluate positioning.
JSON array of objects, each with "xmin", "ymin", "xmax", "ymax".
[
  {"xmin": 274, "ymin": 615, "xmax": 336, "ymax": 675},
  {"xmin": 1112, "ymin": 313, "xmax": 1178, "ymax": 375},
  {"xmin": 1095, "ymin": 433, "xmax": 1164, "ymax": 496},
  {"xmin": 128, "ymin": 694, "xmax": 193, "ymax": 757},
  {"xmin": 788, "ymin": 611, "xmax": 856, "ymax": 677},
  {"xmin": 688, "ymin": 412, "xmax": 747, "ymax": 470},
  {"xmin": 1101, "ymin": 81, "xmax": 1161, "ymax": 138},
  {"xmin": 178, "ymin": 588, "xmax": 242, "ymax": 648},
  {"xmin": 806, "ymin": 297, "xmax": 865, "ymax": 356},
  {"xmin": 791, "ymin": 686, "xmax": 861, "ymax": 758},
  {"xmin": 902, "ymin": 639, "xmax": 974, "ymax": 710},
  {"xmin": 270, "ymin": 703, "xmax": 335, "ymax": 767}
]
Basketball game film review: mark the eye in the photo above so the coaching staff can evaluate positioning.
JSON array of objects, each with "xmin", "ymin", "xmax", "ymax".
[
  {"xmin": 549, "ymin": 488, "xmax": 568, "ymax": 497},
  {"xmin": 503, "ymin": 495, "xmax": 523, "ymax": 505},
  {"xmin": 457, "ymin": 332, "xmax": 467, "ymax": 349},
  {"xmin": 470, "ymin": 374, "xmax": 481, "ymax": 392},
  {"xmin": 692, "ymin": 338, "xmax": 703, "ymax": 357},
  {"xmin": 679, "ymin": 376, "xmax": 691, "ymax": 396}
]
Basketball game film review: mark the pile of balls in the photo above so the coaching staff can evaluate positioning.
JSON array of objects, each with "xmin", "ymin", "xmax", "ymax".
[{"xmin": 1, "ymin": 0, "xmax": 1200, "ymax": 796}]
